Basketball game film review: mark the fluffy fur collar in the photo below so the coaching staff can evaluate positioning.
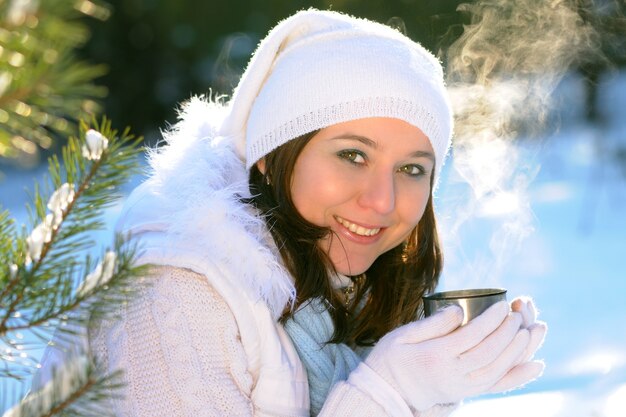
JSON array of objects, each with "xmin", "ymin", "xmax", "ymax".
[{"xmin": 116, "ymin": 96, "xmax": 296, "ymax": 319}]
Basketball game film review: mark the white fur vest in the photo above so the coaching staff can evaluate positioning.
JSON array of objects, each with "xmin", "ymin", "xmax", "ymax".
[{"xmin": 115, "ymin": 97, "xmax": 310, "ymax": 415}]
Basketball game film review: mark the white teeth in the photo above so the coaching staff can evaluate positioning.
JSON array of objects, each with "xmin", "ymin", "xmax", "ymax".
[{"xmin": 336, "ymin": 216, "xmax": 381, "ymax": 237}]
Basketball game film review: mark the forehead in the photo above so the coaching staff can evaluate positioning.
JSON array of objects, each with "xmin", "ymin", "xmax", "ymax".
[{"xmin": 309, "ymin": 117, "xmax": 433, "ymax": 151}]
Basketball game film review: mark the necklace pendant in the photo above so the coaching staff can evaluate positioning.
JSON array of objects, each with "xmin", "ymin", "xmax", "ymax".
[{"xmin": 342, "ymin": 275, "xmax": 364, "ymax": 307}]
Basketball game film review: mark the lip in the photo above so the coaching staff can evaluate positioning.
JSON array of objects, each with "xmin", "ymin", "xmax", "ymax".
[{"xmin": 333, "ymin": 215, "xmax": 386, "ymax": 244}]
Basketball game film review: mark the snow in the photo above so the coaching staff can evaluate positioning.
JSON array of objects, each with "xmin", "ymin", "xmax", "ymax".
[
  {"xmin": 455, "ymin": 384, "xmax": 626, "ymax": 417},
  {"xmin": 1, "ymin": 70, "xmax": 625, "ymax": 415}
]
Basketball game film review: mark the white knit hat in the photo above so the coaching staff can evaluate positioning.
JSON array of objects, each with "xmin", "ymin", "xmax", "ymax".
[{"xmin": 219, "ymin": 9, "xmax": 453, "ymax": 182}]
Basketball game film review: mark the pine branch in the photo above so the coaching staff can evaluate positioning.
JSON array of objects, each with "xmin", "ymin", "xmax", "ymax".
[
  {"xmin": 1, "ymin": 119, "xmax": 144, "ymax": 335},
  {"xmin": 0, "ymin": 0, "xmax": 112, "ymax": 166},
  {"xmin": 2, "ymin": 356, "xmax": 124, "ymax": 417},
  {"xmin": 1, "ymin": 118, "xmax": 146, "ymax": 417},
  {"xmin": 2, "ymin": 237, "xmax": 149, "ymax": 338},
  {"xmin": 0, "ymin": 211, "xmax": 16, "ymax": 283}
]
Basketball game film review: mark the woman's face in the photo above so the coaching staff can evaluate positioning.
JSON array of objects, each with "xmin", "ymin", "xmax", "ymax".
[{"xmin": 290, "ymin": 117, "xmax": 434, "ymax": 276}]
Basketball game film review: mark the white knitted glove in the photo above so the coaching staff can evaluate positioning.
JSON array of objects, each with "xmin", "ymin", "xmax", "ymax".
[
  {"xmin": 511, "ymin": 296, "xmax": 538, "ymax": 328},
  {"xmin": 364, "ymin": 301, "xmax": 543, "ymax": 411},
  {"xmin": 509, "ymin": 297, "xmax": 546, "ymax": 359},
  {"xmin": 484, "ymin": 296, "xmax": 547, "ymax": 394}
]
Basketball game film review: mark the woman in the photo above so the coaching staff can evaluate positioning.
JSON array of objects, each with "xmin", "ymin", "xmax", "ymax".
[{"xmin": 87, "ymin": 9, "xmax": 545, "ymax": 416}]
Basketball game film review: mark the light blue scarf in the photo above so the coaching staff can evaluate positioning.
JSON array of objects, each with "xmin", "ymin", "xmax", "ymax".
[{"xmin": 284, "ymin": 298, "xmax": 368, "ymax": 415}]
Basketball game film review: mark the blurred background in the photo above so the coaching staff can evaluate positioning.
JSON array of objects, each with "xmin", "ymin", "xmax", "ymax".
[
  {"xmin": 1, "ymin": 0, "xmax": 625, "ymax": 167},
  {"xmin": 1, "ymin": 0, "xmax": 625, "ymax": 416}
]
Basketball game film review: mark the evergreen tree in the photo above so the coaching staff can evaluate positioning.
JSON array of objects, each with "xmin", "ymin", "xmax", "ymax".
[
  {"xmin": 1, "ymin": 120, "xmax": 146, "ymax": 416},
  {"xmin": 0, "ymin": 2, "xmax": 147, "ymax": 414},
  {"xmin": 0, "ymin": 0, "xmax": 111, "ymax": 168}
]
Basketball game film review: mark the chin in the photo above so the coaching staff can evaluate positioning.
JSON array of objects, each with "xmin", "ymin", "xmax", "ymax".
[{"xmin": 333, "ymin": 260, "xmax": 373, "ymax": 277}]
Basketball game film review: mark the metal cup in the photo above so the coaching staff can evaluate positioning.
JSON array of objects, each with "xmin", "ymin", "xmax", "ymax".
[{"xmin": 423, "ymin": 288, "xmax": 507, "ymax": 325}]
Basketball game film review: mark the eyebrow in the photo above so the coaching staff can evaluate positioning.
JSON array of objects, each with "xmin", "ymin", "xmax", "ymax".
[{"xmin": 331, "ymin": 134, "xmax": 436, "ymax": 162}]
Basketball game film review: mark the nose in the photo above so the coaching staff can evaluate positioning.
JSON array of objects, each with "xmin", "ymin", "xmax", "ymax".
[{"xmin": 357, "ymin": 171, "xmax": 396, "ymax": 214}]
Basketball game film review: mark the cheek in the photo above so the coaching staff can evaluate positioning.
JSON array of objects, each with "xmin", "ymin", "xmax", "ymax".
[
  {"xmin": 291, "ymin": 156, "xmax": 342, "ymax": 226},
  {"xmin": 397, "ymin": 185, "xmax": 431, "ymax": 228}
]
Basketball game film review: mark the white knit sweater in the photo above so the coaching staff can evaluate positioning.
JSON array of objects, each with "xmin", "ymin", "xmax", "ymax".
[{"xmin": 89, "ymin": 266, "xmax": 254, "ymax": 416}]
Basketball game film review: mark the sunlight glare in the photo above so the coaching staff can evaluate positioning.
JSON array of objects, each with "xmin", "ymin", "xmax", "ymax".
[
  {"xmin": 605, "ymin": 384, "xmax": 626, "ymax": 417},
  {"xmin": 478, "ymin": 191, "xmax": 521, "ymax": 216}
]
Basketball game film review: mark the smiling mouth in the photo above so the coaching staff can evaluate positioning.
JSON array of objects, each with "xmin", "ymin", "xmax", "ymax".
[{"xmin": 335, "ymin": 216, "xmax": 382, "ymax": 237}]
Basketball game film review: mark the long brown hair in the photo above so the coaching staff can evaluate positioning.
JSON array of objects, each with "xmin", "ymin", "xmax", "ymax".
[{"xmin": 247, "ymin": 131, "xmax": 443, "ymax": 346}]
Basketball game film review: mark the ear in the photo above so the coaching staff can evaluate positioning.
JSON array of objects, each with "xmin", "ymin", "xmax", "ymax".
[{"xmin": 256, "ymin": 158, "xmax": 267, "ymax": 174}]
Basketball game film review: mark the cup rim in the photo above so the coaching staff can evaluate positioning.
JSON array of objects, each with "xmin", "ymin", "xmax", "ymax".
[{"xmin": 423, "ymin": 288, "xmax": 507, "ymax": 300}]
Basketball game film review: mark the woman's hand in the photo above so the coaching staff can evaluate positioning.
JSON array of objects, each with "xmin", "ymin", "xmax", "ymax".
[{"xmin": 363, "ymin": 300, "xmax": 545, "ymax": 411}]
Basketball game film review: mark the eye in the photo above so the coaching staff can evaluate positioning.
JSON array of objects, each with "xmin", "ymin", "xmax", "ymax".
[
  {"xmin": 398, "ymin": 164, "xmax": 426, "ymax": 177},
  {"xmin": 337, "ymin": 149, "xmax": 366, "ymax": 165}
]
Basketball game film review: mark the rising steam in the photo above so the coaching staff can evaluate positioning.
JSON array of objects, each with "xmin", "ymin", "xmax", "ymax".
[
  {"xmin": 447, "ymin": 0, "xmax": 599, "ymax": 138},
  {"xmin": 439, "ymin": 0, "xmax": 601, "ymax": 286}
]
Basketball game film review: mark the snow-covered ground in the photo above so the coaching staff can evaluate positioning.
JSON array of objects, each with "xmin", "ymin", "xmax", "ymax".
[{"xmin": 1, "ymin": 70, "xmax": 625, "ymax": 415}]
